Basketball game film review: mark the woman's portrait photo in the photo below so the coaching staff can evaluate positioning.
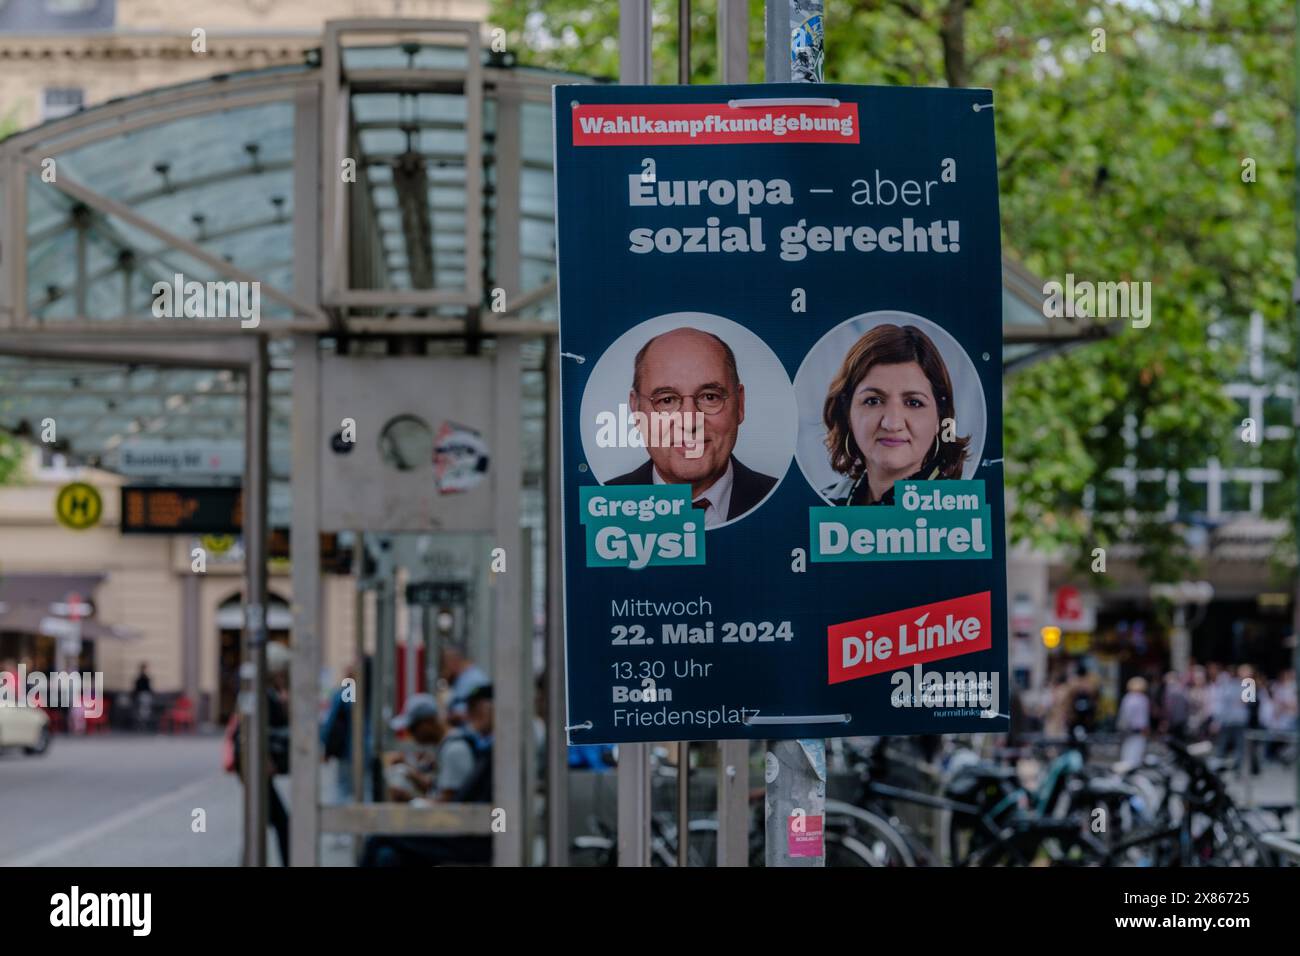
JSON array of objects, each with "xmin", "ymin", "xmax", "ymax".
[{"xmin": 794, "ymin": 311, "xmax": 987, "ymax": 507}]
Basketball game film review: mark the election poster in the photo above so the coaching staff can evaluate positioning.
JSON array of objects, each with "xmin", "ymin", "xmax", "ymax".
[{"xmin": 553, "ymin": 83, "xmax": 1007, "ymax": 744}]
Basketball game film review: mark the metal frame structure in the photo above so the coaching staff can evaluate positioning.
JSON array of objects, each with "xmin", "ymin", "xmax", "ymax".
[
  {"xmin": 0, "ymin": 17, "xmax": 575, "ymax": 868},
  {"xmin": 1, "ymin": 68, "xmax": 327, "ymax": 335},
  {"xmin": 320, "ymin": 20, "xmax": 485, "ymax": 317},
  {"xmin": 0, "ymin": 333, "xmax": 273, "ymax": 865}
]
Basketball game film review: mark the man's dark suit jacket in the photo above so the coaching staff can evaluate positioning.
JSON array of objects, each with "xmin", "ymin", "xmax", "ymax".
[{"xmin": 606, "ymin": 455, "xmax": 778, "ymax": 522}]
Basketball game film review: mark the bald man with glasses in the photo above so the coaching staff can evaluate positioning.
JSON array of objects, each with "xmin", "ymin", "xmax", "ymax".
[{"xmin": 608, "ymin": 327, "xmax": 777, "ymax": 527}]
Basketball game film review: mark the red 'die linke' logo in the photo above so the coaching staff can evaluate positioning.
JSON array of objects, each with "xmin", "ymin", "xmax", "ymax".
[{"xmin": 827, "ymin": 592, "xmax": 991, "ymax": 685}]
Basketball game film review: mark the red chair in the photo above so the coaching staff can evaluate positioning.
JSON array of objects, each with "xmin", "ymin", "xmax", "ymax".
[{"xmin": 161, "ymin": 696, "xmax": 195, "ymax": 733}]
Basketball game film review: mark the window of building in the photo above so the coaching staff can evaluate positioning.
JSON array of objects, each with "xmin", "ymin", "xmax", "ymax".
[
  {"xmin": 1221, "ymin": 481, "xmax": 1253, "ymax": 514},
  {"xmin": 1179, "ymin": 479, "xmax": 1208, "ymax": 515},
  {"xmin": 45, "ymin": 1, "xmax": 100, "ymax": 14},
  {"xmin": 42, "ymin": 88, "xmax": 84, "ymax": 122},
  {"xmin": 1264, "ymin": 392, "xmax": 1292, "ymax": 432}
]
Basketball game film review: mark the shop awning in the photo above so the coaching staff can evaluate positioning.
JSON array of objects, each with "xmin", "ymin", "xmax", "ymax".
[
  {"xmin": 0, "ymin": 601, "xmax": 138, "ymax": 641},
  {"xmin": 0, "ymin": 573, "xmax": 138, "ymax": 640}
]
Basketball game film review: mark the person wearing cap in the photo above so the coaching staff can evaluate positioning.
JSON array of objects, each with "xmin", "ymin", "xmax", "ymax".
[
  {"xmin": 384, "ymin": 693, "xmax": 446, "ymax": 802},
  {"xmin": 439, "ymin": 641, "xmax": 489, "ymax": 725},
  {"xmin": 436, "ymin": 683, "xmax": 494, "ymax": 801},
  {"xmin": 359, "ymin": 685, "xmax": 494, "ymax": 867}
]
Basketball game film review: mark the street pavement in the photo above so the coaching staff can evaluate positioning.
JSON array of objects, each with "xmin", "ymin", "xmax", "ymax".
[
  {"xmin": 0, "ymin": 733, "xmax": 1294, "ymax": 865},
  {"xmin": 0, "ymin": 734, "xmax": 242, "ymax": 866},
  {"xmin": 0, "ymin": 733, "xmax": 359, "ymax": 866}
]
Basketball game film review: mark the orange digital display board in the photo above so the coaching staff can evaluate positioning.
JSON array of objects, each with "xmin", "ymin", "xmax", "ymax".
[{"xmin": 120, "ymin": 486, "xmax": 241, "ymax": 534}]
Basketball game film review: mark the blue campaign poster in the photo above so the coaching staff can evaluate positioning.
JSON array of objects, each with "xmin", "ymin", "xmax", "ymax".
[{"xmin": 553, "ymin": 83, "xmax": 1007, "ymax": 744}]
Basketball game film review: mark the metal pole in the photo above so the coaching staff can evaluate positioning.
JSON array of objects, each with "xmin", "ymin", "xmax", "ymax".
[
  {"xmin": 289, "ymin": 332, "xmax": 322, "ymax": 867},
  {"xmin": 404, "ymin": 605, "xmax": 418, "ymax": 703},
  {"xmin": 763, "ymin": 0, "xmax": 786, "ymax": 82},
  {"xmin": 521, "ymin": 526, "xmax": 538, "ymax": 864},
  {"xmin": 718, "ymin": 0, "xmax": 749, "ymax": 84},
  {"xmin": 491, "ymin": 336, "xmax": 526, "ymax": 867},
  {"xmin": 616, "ymin": 0, "xmax": 654, "ymax": 868},
  {"xmin": 716, "ymin": 739, "xmax": 749, "ymax": 866},
  {"xmin": 767, "ymin": 0, "xmax": 824, "ymax": 83},
  {"xmin": 181, "ymin": 573, "xmax": 200, "ymax": 717},
  {"xmin": 6, "ymin": 156, "xmax": 28, "ymax": 324},
  {"xmin": 715, "ymin": 0, "xmax": 752, "ymax": 867},
  {"xmin": 421, "ymin": 600, "xmax": 436, "ymax": 695},
  {"xmin": 351, "ymin": 535, "xmax": 367, "ymax": 865},
  {"xmin": 764, "ymin": 0, "xmax": 827, "ymax": 868},
  {"xmin": 678, "ymin": 0, "xmax": 691, "ymax": 84},
  {"xmin": 765, "ymin": 739, "xmax": 827, "ymax": 866},
  {"xmin": 370, "ymin": 542, "xmax": 392, "ymax": 806},
  {"xmin": 241, "ymin": 335, "xmax": 270, "ymax": 866},
  {"xmin": 1293, "ymin": 0, "xmax": 1300, "ymax": 824},
  {"xmin": 789, "ymin": 0, "xmax": 825, "ymax": 83},
  {"xmin": 620, "ymin": 0, "xmax": 653, "ymax": 85},
  {"xmin": 74, "ymin": 210, "xmax": 87, "ymax": 317},
  {"xmin": 673, "ymin": 0, "xmax": 692, "ymax": 868},
  {"xmin": 544, "ymin": 338, "xmax": 569, "ymax": 865},
  {"xmin": 677, "ymin": 741, "xmax": 689, "ymax": 865}
]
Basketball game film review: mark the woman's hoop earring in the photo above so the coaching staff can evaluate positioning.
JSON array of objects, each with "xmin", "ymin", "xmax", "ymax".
[{"xmin": 844, "ymin": 432, "xmax": 860, "ymax": 467}]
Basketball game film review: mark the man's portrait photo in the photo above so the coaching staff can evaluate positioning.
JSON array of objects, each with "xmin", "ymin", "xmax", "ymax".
[{"xmin": 580, "ymin": 313, "xmax": 796, "ymax": 529}]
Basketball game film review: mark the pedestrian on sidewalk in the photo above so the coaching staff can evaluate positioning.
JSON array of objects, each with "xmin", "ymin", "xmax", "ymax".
[{"xmin": 1117, "ymin": 676, "xmax": 1150, "ymax": 767}]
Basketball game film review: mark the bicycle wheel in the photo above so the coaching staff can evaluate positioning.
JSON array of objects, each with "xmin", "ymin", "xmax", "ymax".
[
  {"xmin": 825, "ymin": 802, "xmax": 917, "ymax": 866},
  {"xmin": 569, "ymin": 835, "xmax": 617, "ymax": 867},
  {"xmin": 825, "ymin": 829, "xmax": 881, "ymax": 866},
  {"xmin": 1196, "ymin": 809, "xmax": 1275, "ymax": 866}
]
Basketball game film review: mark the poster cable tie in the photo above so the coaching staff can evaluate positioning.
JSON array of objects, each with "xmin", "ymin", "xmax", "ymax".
[
  {"xmin": 981, "ymin": 457, "xmax": 1004, "ymax": 467},
  {"xmin": 565, "ymin": 720, "xmax": 594, "ymax": 732},
  {"xmin": 559, "ymin": 352, "xmax": 586, "ymax": 364},
  {"xmin": 745, "ymin": 713, "xmax": 850, "ymax": 726},
  {"xmin": 972, "ymin": 102, "xmax": 994, "ymax": 112},
  {"xmin": 727, "ymin": 97, "xmax": 840, "ymax": 109}
]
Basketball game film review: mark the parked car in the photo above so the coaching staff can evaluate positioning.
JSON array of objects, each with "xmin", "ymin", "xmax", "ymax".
[{"xmin": 0, "ymin": 706, "xmax": 51, "ymax": 755}]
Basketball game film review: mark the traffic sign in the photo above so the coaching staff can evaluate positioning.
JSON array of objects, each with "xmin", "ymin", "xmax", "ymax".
[
  {"xmin": 55, "ymin": 482, "xmax": 103, "ymax": 530},
  {"xmin": 114, "ymin": 440, "xmax": 244, "ymax": 478}
]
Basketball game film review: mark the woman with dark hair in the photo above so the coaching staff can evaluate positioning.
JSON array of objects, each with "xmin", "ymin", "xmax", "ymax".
[{"xmin": 821, "ymin": 323, "xmax": 970, "ymax": 506}]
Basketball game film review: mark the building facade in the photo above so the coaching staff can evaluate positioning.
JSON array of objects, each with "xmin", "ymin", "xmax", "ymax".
[{"xmin": 0, "ymin": 0, "xmax": 488, "ymax": 128}]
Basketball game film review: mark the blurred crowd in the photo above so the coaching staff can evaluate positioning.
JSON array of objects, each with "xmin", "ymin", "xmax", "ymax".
[{"xmin": 1018, "ymin": 661, "xmax": 1298, "ymax": 772}]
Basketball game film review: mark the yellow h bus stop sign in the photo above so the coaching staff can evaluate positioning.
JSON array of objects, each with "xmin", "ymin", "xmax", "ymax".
[{"xmin": 55, "ymin": 482, "xmax": 103, "ymax": 530}]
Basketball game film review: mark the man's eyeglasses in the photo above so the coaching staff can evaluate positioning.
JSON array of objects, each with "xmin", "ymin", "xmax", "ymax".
[{"xmin": 638, "ymin": 389, "xmax": 730, "ymax": 415}]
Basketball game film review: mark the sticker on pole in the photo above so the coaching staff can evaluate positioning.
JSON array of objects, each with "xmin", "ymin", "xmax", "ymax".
[
  {"xmin": 553, "ymin": 82, "xmax": 1008, "ymax": 744},
  {"xmin": 787, "ymin": 812, "xmax": 824, "ymax": 858},
  {"xmin": 433, "ymin": 421, "xmax": 489, "ymax": 494}
]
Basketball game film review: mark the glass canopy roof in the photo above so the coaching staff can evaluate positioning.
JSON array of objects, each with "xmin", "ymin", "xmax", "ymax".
[
  {"xmin": 0, "ymin": 47, "xmax": 1098, "ymax": 500},
  {"xmin": 25, "ymin": 99, "xmax": 298, "ymax": 323}
]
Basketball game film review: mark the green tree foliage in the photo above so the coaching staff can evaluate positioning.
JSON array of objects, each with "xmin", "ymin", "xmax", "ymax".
[{"xmin": 490, "ymin": 0, "xmax": 1295, "ymax": 581}]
